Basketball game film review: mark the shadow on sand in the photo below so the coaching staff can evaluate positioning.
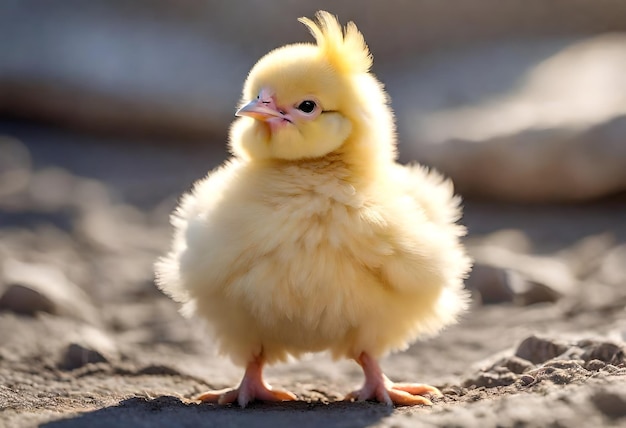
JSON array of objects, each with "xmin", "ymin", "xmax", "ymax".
[{"xmin": 41, "ymin": 396, "xmax": 395, "ymax": 428}]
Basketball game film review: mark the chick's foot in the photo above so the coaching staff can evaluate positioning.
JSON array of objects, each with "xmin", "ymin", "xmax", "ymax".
[
  {"xmin": 195, "ymin": 356, "xmax": 296, "ymax": 407},
  {"xmin": 345, "ymin": 352, "xmax": 442, "ymax": 406}
]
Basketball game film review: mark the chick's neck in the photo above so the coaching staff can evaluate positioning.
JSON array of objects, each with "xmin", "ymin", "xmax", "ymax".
[{"xmin": 266, "ymin": 141, "xmax": 393, "ymax": 193}]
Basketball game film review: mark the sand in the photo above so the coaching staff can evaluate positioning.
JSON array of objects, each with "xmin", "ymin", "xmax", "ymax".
[{"xmin": 0, "ymin": 124, "xmax": 625, "ymax": 427}]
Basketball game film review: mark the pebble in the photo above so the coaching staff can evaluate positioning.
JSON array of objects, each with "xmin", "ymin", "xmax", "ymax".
[
  {"xmin": 591, "ymin": 389, "xmax": 626, "ymax": 420},
  {"xmin": 58, "ymin": 326, "xmax": 119, "ymax": 370},
  {"xmin": 502, "ymin": 356, "xmax": 535, "ymax": 374},
  {"xmin": 0, "ymin": 284, "xmax": 56, "ymax": 316},
  {"xmin": 61, "ymin": 343, "xmax": 108, "ymax": 370},
  {"xmin": 515, "ymin": 335, "xmax": 569, "ymax": 364},
  {"xmin": 585, "ymin": 359, "xmax": 606, "ymax": 371},
  {"xmin": 464, "ymin": 264, "xmax": 516, "ymax": 304},
  {"xmin": 469, "ymin": 246, "xmax": 575, "ymax": 305},
  {"xmin": 1, "ymin": 259, "xmax": 97, "ymax": 323},
  {"xmin": 519, "ymin": 375, "xmax": 535, "ymax": 386},
  {"xmin": 580, "ymin": 341, "xmax": 625, "ymax": 365}
]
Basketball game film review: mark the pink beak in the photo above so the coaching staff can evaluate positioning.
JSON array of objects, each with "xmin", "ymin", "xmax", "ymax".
[
  {"xmin": 235, "ymin": 100, "xmax": 283, "ymax": 121},
  {"xmin": 236, "ymin": 90, "xmax": 284, "ymax": 122}
]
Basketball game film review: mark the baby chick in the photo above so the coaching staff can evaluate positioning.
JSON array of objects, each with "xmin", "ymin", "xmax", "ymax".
[{"xmin": 155, "ymin": 11, "xmax": 471, "ymax": 407}]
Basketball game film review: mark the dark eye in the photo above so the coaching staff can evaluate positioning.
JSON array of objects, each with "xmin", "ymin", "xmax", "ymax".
[{"xmin": 297, "ymin": 100, "xmax": 316, "ymax": 114}]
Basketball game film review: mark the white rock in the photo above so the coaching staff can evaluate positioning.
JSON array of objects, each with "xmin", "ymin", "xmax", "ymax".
[{"xmin": 395, "ymin": 35, "xmax": 626, "ymax": 201}]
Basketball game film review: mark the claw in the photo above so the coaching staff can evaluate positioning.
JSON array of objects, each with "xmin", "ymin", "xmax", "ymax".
[
  {"xmin": 195, "ymin": 356, "xmax": 296, "ymax": 407},
  {"xmin": 346, "ymin": 352, "xmax": 441, "ymax": 406}
]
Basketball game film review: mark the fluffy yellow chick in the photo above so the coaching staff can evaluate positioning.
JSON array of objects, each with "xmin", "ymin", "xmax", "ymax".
[{"xmin": 155, "ymin": 11, "xmax": 471, "ymax": 407}]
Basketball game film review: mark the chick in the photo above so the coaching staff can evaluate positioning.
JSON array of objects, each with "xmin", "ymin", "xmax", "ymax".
[{"xmin": 155, "ymin": 11, "xmax": 471, "ymax": 407}]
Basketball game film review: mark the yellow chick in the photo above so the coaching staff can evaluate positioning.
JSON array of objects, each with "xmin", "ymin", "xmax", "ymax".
[{"xmin": 155, "ymin": 11, "xmax": 471, "ymax": 407}]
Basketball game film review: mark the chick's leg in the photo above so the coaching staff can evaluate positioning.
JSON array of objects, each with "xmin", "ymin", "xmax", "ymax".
[
  {"xmin": 195, "ymin": 355, "xmax": 296, "ymax": 407},
  {"xmin": 345, "ymin": 352, "xmax": 442, "ymax": 406}
]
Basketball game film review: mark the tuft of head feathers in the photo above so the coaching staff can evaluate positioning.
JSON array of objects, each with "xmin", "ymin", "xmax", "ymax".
[{"xmin": 298, "ymin": 11, "xmax": 372, "ymax": 75}]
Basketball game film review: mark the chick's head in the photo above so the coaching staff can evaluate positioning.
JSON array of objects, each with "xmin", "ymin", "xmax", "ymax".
[{"xmin": 230, "ymin": 11, "xmax": 395, "ymax": 162}]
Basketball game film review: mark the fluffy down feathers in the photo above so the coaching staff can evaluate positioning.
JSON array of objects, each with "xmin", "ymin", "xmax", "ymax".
[{"xmin": 155, "ymin": 11, "xmax": 471, "ymax": 368}]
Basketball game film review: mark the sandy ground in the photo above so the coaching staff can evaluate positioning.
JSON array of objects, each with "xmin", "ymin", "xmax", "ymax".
[{"xmin": 0, "ymin": 122, "xmax": 625, "ymax": 427}]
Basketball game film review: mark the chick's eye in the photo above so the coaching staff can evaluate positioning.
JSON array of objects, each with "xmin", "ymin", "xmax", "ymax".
[{"xmin": 297, "ymin": 100, "xmax": 316, "ymax": 114}]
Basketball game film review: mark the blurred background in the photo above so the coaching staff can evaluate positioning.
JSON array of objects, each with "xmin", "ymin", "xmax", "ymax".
[
  {"xmin": 2, "ymin": 0, "xmax": 626, "ymax": 204},
  {"xmin": 0, "ymin": 0, "xmax": 625, "ymax": 384}
]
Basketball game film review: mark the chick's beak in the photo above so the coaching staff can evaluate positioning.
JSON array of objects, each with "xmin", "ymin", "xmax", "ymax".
[{"xmin": 236, "ymin": 99, "xmax": 284, "ymax": 122}]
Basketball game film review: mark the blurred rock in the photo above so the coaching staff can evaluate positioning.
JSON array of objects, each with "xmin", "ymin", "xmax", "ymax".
[
  {"xmin": 61, "ymin": 343, "xmax": 108, "ymax": 370},
  {"xmin": 515, "ymin": 336, "xmax": 626, "ymax": 367},
  {"xmin": 515, "ymin": 280, "xmax": 563, "ymax": 306},
  {"xmin": 0, "ymin": 259, "xmax": 97, "ymax": 323},
  {"xmin": 400, "ymin": 34, "xmax": 626, "ymax": 202},
  {"xmin": 585, "ymin": 360, "xmax": 607, "ymax": 371},
  {"xmin": 502, "ymin": 356, "xmax": 535, "ymax": 375},
  {"xmin": 465, "ymin": 264, "xmax": 516, "ymax": 304},
  {"xmin": 466, "ymin": 263, "xmax": 563, "ymax": 306},
  {"xmin": 591, "ymin": 388, "xmax": 626, "ymax": 420},
  {"xmin": 0, "ymin": 284, "xmax": 55, "ymax": 316},
  {"xmin": 530, "ymin": 362, "xmax": 586, "ymax": 385},
  {"xmin": 469, "ymin": 244, "xmax": 575, "ymax": 304},
  {"xmin": 579, "ymin": 340, "xmax": 625, "ymax": 365},
  {"xmin": 59, "ymin": 325, "xmax": 119, "ymax": 370},
  {"xmin": 515, "ymin": 335, "xmax": 569, "ymax": 364}
]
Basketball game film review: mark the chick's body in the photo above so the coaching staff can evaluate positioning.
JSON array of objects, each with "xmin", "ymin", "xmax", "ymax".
[{"xmin": 156, "ymin": 11, "xmax": 471, "ymax": 407}]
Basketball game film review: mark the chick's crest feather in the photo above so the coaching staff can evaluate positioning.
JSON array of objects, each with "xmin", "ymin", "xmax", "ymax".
[{"xmin": 298, "ymin": 11, "xmax": 372, "ymax": 75}]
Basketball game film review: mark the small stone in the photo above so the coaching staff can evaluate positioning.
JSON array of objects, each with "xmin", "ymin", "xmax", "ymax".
[
  {"xmin": 515, "ymin": 335, "xmax": 569, "ymax": 364},
  {"xmin": 580, "ymin": 342, "xmax": 625, "ymax": 365},
  {"xmin": 0, "ymin": 284, "xmax": 56, "ymax": 316},
  {"xmin": 441, "ymin": 385, "xmax": 464, "ymax": 396},
  {"xmin": 514, "ymin": 280, "xmax": 562, "ymax": 305},
  {"xmin": 592, "ymin": 389, "xmax": 626, "ymax": 420},
  {"xmin": 61, "ymin": 343, "xmax": 108, "ymax": 370},
  {"xmin": 519, "ymin": 375, "xmax": 535, "ymax": 386},
  {"xmin": 464, "ymin": 264, "xmax": 515, "ymax": 304},
  {"xmin": 502, "ymin": 356, "xmax": 535, "ymax": 374},
  {"xmin": 1, "ymin": 259, "xmax": 97, "ymax": 323},
  {"xmin": 469, "ymin": 247, "xmax": 574, "ymax": 305},
  {"xmin": 586, "ymin": 359, "xmax": 606, "ymax": 371},
  {"xmin": 58, "ymin": 326, "xmax": 118, "ymax": 370}
]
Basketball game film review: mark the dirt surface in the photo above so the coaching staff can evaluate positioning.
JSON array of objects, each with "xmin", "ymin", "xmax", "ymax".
[{"xmin": 1, "ymin": 123, "xmax": 625, "ymax": 427}]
